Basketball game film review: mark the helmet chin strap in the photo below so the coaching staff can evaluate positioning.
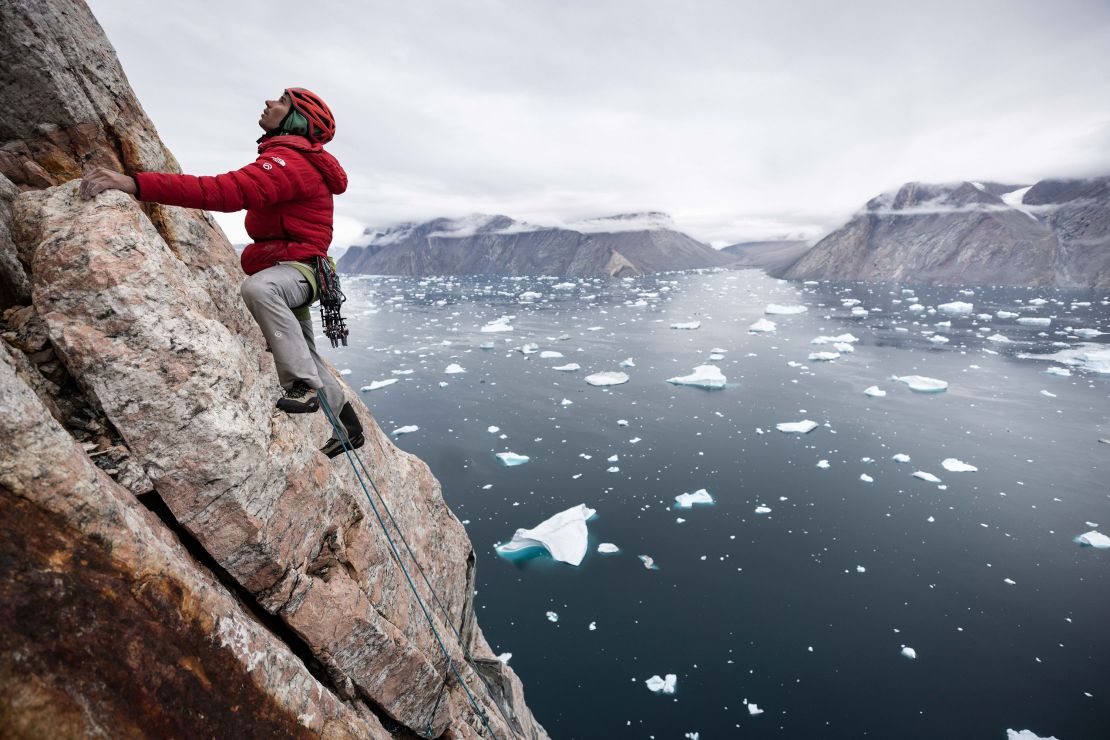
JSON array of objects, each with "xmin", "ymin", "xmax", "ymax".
[{"xmin": 258, "ymin": 108, "xmax": 309, "ymax": 143}]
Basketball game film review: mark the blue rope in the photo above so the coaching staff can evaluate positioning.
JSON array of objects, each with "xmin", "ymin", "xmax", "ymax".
[{"xmin": 317, "ymin": 394, "xmax": 499, "ymax": 739}]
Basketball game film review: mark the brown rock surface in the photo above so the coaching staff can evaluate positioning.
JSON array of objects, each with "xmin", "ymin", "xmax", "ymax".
[{"xmin": 0, "ymin": 1, "xmax": 548, "ymax": 737}]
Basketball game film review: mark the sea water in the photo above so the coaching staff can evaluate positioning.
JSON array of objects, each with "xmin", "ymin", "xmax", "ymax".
[{"xmin": 320, "ymin": 269, "xmax": 1109, "ymax": 739}]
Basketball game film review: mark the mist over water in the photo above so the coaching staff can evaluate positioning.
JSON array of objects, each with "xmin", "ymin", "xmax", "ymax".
[{"xmin": 321, "ymin": 269, "xmax": 1109, "ymax": 739}]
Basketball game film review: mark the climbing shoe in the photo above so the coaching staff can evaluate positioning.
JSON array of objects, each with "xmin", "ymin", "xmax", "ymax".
[
  {"xmin": 321, "ymin": 433, "xmax": 365, "ymax": 458},
  {"xmin": 276, "ymin": 381, "xmax": 319, "ymax": 414}
]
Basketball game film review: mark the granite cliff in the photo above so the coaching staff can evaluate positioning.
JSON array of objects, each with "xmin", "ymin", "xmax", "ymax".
[
  {"xmin": 779, "ymin": 178, "xmax": 1110, "ymax": 287},
  {"xmin": 0, "ymin": 1, "xmax": 547, "ymax": 737},
  {"xmin": 339, "ymin": 212, "xmax": 733, "ymax": 277}
]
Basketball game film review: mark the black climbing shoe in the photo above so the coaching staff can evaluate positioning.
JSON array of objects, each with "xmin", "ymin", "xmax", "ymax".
[
  {"xmin": 321, "ymin": 433, "xmax": 365, "ymax": 458},
  {"xmin": 276, "ymin": 381, "xmax": 319, "ymax": 414}
]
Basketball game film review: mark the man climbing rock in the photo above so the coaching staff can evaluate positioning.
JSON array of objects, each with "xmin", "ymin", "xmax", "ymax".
[{"xmin": 79, "ymin": 87, "xmax": 363, "ymax": 458}]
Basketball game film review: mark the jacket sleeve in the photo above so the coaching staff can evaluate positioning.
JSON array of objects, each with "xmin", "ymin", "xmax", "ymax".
[{"xmin": 134, "ymin": 152, "xmax": 312, "ymax": 213}]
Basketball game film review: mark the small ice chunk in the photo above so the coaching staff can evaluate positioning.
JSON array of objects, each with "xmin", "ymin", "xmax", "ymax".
[
  {"xmin": 754, "ymin": 505, "xmax": 772, "ymax": 514},
  {"xmin": 495, "ymin": 452, "xmax": 530, "ymax": 466},
  {"xmin": 674, "ymin": 488, "xmax": 714, "ymax": 508},
  {"xmin": 892, "ymin": 375, "xmax": 948, "ymax": 393},
  {"xmin": 860, "ymin": 474, "xmax": 874, "ymax": 483},
  {"xmin": 598, "ymin": 542, "xmax": 620, "ymax": 554},
  {"xmin": 749, "ymin": 318, "xmax": 777, "ymax": 333},
  {"xmin": 747, "ymin": 702, "xmax": 764, "ymax": 716},
  {"xmin": 817, "ymin": 459, "xmax": 830, "ymax": 469},
  {"xmin": 546, "ymin": 611, "xmax": 559, "ymax": 622},
  {"xmin": 496, "ymin": 503, "xmax": 597, "ymax": 565},
  {"xmin": 487, "ymin": 426, "xmax": 500, "ymax": 434},
  {"xmin": 776, "ymin": 420, "xmax": 817, "ymax": 434},
  {"xmin": 856, "ymin": 565, "xmax": 866, "ymax": 573},
  {"xmin": 901, "ymin": 646, "xmax": 917, "ymax": 659},
  {"xmin": 929, "ymin": 335, "xmax": 949, "ymax": 344},
  {"xmin": 1077, "ymin": 530, "xmax": 1110, "ymax": 549},
  {"xmin": 553, "ymin": 281, "xmax": 575, "ymax": 290},
  {"xmin": 988, "ymin": 333, "xmax": 1012, "ymax": 343},
  {"xmin": 496, "ymin": 652, "xmax": 512, "ymax": 664},
  {"xmin": 589, "ymin": 622, "xmax": 597, "ymax": 631},
  {"xmin": 913, "ymin": 471, "xmax": 942, "ymax": 483},
  {"xmin": 996, "ymin": 310, "xmax": 1018, "ymax": 319},
  {"xmin": 553, "ymin": 363, "xmax": 581, "ymax": 371},
  {"xmin": 638, "ymin": 554, "xmax": 659, "ymax": 570},
  {"xmin": 339, "ymin": 368, "xmax": 352, "ymax": 375},
  {"xmin": 765, "ymin": 304, "xmax": 807, "ymax": 315},
  {"xmin": 518, "ymin": 343, "xmax": 539, "ymax": 354},
  {"xmin": 671, "ymin": 321, "xmax": 701, "ymax": 330},
  {"xmin": 1004, "ymin": 578, "xmax": 1016, "ymax": 585},
  {"xmin": 560, "ymin": 398, "xmax": 573, "ymax": 406},
  {"xmin": 1006, "ymin": 731, "xmax": 1059, "ymax": 740},
  {"xmin": 540, "ymin": 351, "xmax": 564, "ymax": 358},
  {"xmin": 942, "ymin": 458, "xmax": 978, "ymax": 472},
  {"xmin": 808, "ymin": 351, "xmax": 839, "ymax": 362},
  {"xmin": 361, "ymin": 378, "xmax": 399, "ymax": 391},
  {"xmin": 892, "ymin": 453, "xmax": 911, "ymax": 463},
  {"xmin": 481, "ymin": 317, "xmax": 514, "ymax": 333},
  {"xmin": 864, "ymin": 386, "xmax": 887, "ymax": 397},
  {"xmin": 479, "ymin": 341, "xmax": 495, "ymax": 349},
  {"xmin": 617, "ymin": 419, "xmax": 629, "ymax": 426},
  {"xmin": 586, "ymin": 371, "xmax": 630, "ymax": 386},
  {"xmin": 618, "ymin": 357, "xmax": 635, "ymax": 367},
  {"xmin": 391, "ymin": 425, "xmax": 419, "ymax": 436},
  {"xmin": 908, "ymin": 303, "xmax": 924, "ymax": 312},
  {"xmin": 445, "ymin": 363, "xmax": 465, "ymax": 374},
  {"xmin": 667, "ymin": 365, "xmax": 726, "ymax": 389},
  {"xmin": 645, "ymin": 674, "xmax": 677, "ymax": 694},
  {"xmin": 1017, "ymin": 317, "xmax": 1051, "ymax": 327},
  {"xmin": 938, "ymin": 301, "xmax": 973, "ymax": 315},
  {"xmin": 1044, "ymin": 366, "xmax": 1071, "ymax": 377}
]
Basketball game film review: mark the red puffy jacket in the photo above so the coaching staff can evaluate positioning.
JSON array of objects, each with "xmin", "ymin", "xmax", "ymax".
[{"xmin": 134, "ymin": 136, "xmax": 348, "ymax": 275}]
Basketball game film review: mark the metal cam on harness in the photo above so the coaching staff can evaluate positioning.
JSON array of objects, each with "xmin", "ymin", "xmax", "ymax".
[{"xmin": 315, "ymin": 256, "xmax": 348, "ymax": 347}]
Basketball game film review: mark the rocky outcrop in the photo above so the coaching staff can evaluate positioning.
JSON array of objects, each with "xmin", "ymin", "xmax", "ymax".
[
  {"xmin": 780, "ymin": 178, "xmax": 1110, "ymax": 287},
  {"xmin": 338, "ymin": 213, "xmax": 732, "ymax": 277},
  {"xmin": 0, "ymin": 1, "xmax": 547, "ymax": 737}
]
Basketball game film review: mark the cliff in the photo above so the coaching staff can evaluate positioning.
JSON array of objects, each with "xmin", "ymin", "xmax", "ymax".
[
  {"xmin": 779, "ymin": 178, "xmax": 1110, "ymax": 287},
  {"xmin": 0, "ymin": 1, "xmax": 547, "ymax": 737},
  {"xmin": 720, "ymin": 239, "xmax": 811, "ymax": 274},
  {"xmin": 338, "ymin": 213, "xmax": 733, "ymax": 277}
]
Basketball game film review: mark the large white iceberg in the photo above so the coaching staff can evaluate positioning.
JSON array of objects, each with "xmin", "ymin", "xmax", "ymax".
[
  {"xmin": 1076, "ymin": 530, "xmax": 1110, "ymax": 549},
  {"xmin": 495, "ymin": 452, "xmax": 530, "ymax": 466},
  {"xmin": 941, "ymin": 458, "xmax": 978, "ymax": 472},
  {"xmin": 937, "ymin": 301, "xmax": 973, "ymax": 315},
  {"xmin": 666, "ymin": 365, "xmax": 726, "ymax": 389},
  {"xmin": 765, "ymin": 304, "xmax": 808, "ymax": 315},
  {"xmin": 445, "ymin": 363, "xmax": 465, "ymax": 374},
  {"xmin": 892, "ymin": 375, "xmax": 948, "ymax": 393},
  {"xmin": 586, "ymin": 371, "xmax": 630, "ymax": 386},
  {"xmin": 495, "ymin": 503, "xmax": 597, "ymax": 566},
  {"xmin": 749, "ymin": 318, "xmax": 777, "ymax": 333},
  {"xmin": 674, "ymin": 489, "xmax": 715, "ymax": 508},
  {"xmin": 776, "ymin": 420, "xmax": 817, "ymax": 434},
  {"xmin": 645, "ymin": 674, "xmax": 677, "ymax": 694}
]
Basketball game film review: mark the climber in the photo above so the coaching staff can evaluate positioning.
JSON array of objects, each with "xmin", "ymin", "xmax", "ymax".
[{"xmin": 78, "ymin": 88, "xmax": 363, "ymax": 458}]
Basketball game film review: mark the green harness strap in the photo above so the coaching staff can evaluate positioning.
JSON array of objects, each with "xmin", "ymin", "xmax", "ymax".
[{"xmin": 280, "ymin": 258, "xmax": 336, "ymax": 322}]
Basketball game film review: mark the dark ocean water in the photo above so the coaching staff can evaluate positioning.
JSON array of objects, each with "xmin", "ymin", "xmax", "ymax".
[{"xmin": 320, "ymin": 269, "xmax": 1109, "ymax": 740}]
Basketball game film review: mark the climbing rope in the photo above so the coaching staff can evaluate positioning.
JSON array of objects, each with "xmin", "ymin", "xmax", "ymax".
[{"xmin": 317, "ymin": 394, "xmax": 506, "ymax": 739}]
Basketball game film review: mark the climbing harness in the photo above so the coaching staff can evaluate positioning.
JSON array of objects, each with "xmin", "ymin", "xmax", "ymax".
[
  {"xmin": 315, "ymin": 256, "xmax": 348, "ymax": 347},
  {"xmin": 318, "ymin": 395, "xmax": 514, "ymax": 739}
]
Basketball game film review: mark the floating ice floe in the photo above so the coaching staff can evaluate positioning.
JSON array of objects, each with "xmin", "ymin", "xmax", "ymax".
[
  {"xmin": 445, "ymin": 363, "xmax": 465, "ymax": 374},
  {"xmin": 667, "ymin": 365, "xmax": 726, "ymax": 389},
  {"xmin": 645, "ymin": 674, "xmax": 677, "ymax": 694},
  {"xmin": 479, "ymin": 341, "xmax": 495, "ymax": 349},
  {"xmin": 996, "ymin": 310, "xmax": 1018, "ymax": 319},
  {"xmin": 765, "ymin": 304, "xmax": 807, "ymax": 315},
  {"xmin": 942, "ymin": 458, "xmax": 978, "ymax": 472},
  {"xmin": 553, "ymin": 282, "xmax": 575, "ymax": 290},
  {"xmin": 938, "ymin": 301, "xmax": 973, "ymax": 315},
  {"xmin": 518, "ymin": 343, "xmax": 539, "ymax": 354},
  {"xmin": 674, "ymin": 489, "xmax": 714, "ymax": 508},
  {"xmin": 1076, "ymin": 530, "xmax": 1110, "ymax": 549},
  {"xmin": 339, "ymin": 368, "xmax": 352, "ymax": 376},
  {"xmin": 776, "ymin": 420, "xmax": 817, "ymax": 434},
  {"xmin": 487, "ymin": 426, "xmax": 500, "ymax": 434},
  {"xmin": 361, "ymin": 378, "xmax": 399, "ymax": 391},
  {"xmin": 747, "ymin": 702, "xmax": 764, "ymax": 716},
  {"xmin": 391, "ymin": 425, "xmax": 419, "ymax": 436},
  {"xmin": 495, "ymin": 452, "xmax": 530, "ymax": 467},
  {"xmin": 817, "ymin": 460, "xmax": 830, "ymax": 469},
  {"xmin": 1006, "ymin": 731, "xmax": 1059, "ymax": 740},
  {"xmin": 619, "ymin": 357, "xmax": 636, "ymax": 367},
  {"xmin": 598, "ymin": 543, "xmax": 621, "ymax": 554},
  {"xmin": 1017, "ymin": 317, "xmax": 1051, "ymax": 327},
  {"xmin": 481, "ymin": 317, "xmax": 514, "ymax": 333},
  {"xmin": 749, "ymin": 318, "xmax": 777, "ymax": 333},
  {"xmin": 540, "ymin": 351, "xmax": 564, "ymax": 359},
  {"xmin": 638, "ymin": 554, "xmax": 659, "ymax": 570},
  {"xmin": 908, "ymin": 303, "xmax": 924, "ymax": 312},
  {"xmin": 518, "ymin": 291, "xmax": 542, "ymax": 302},
  {"xmin": 892, "ymin": 375, "xmax": 948, "ymax": 393},
  {"xmin": 812, "ymin": 333, "xmax": 859, "ymax": 345},
  {"xmin": 913, "ymin": 471, "xmax": 942, "ymax": 483},
  {"xmin": 1044, "ymin": 366, "xmax": 1071, "ymax": 377},
  {"xmin": 860, "ymin": 474, "xmax": 874, "ymax": 483},
  {"xmin": 808, "ymin": 351, "xmax": 839, "ymax": 361},
  {"xmin": 552, "ymin": 363, "xmax": 581, "ymax": 371},
  {"xmin": 671, "ymin": 321, "xmax": 701, "ymax": 330},
  {"xmin": 901, "ymin": 646, "xmax": 917, "ymax": 660},
  {"xmin": 892, "ymin": 453, "xmax": 911, "ymax": 463},
  {"xmin": 988, "ymin": 333, "xmax": 1012, "ymax": 343},
  {"xmin": 546, "ymin": 611, "xmax": 559, "ymax": 622},
  {"xmin": 586, "ymin": 371, "xmax": 630, "ymax": 386},
  {"xmin": 754, "ymin": 505, "xmax": 772, "ymax": 514},
  {"xmin": 929, "ymin": 335, "xmax": 949, "ymax": 344},
  {"xmin": 1017, "ymin": 344, "xmax": 1110, "ymax": 374},
  {"xmin": 1073, "ymin": 328, "xmax": 1105, "ymax": 339},
  {"xmin": 496, "ymin": 652, "xmax": 512, "ymax": 664},
  {"xmin": 495, "ymin": 503, "xmax": 596, "ymax": 566},
  {"xmin": 864, "ymin": 386, "xmax": 887, "ymax": 397}
]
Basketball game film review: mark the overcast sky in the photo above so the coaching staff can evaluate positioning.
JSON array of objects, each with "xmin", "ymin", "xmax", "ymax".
[{"xmin": 88, "ymin": 0, "xmax": 1110, "ymax": 247}]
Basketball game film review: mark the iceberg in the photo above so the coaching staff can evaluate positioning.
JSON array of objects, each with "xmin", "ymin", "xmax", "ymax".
[
  {"xmin": 808, "ymin": 351, "xmax": 839, "ymax": 361},
  {"xmin": 495, "ymin": 503, "xmax": 597, "ymax": 566},
  {"xmin": 618, "ymin": 357, "xmax": 636, "ymax": 367},
  {"xmin": 445, "ymin": 363, "xmax": 465, "ymax": 374},
  {"xmin": 901, "ymin": 646, "xmax": 917, "ymax": 659},
  {"xmin": 913, "ymin": 471, "xmax": 942, "ymax": 483},
  {"xmin": 495, "ymin": 452, "xmax": 530, "ymax": 466},
  {"xmin": 864, "ymin": 386, "xmax": 886, "ymax": 397},
  {"xmin": 1073, "ymin": 328, "xmax": 1105, "ymax": 339},
  {"xmin": 360, "ymin": 378, "xmax": 399, "ymax": 391},
  {"xmin": 480, "ymin": 317, "xmax": 514, "ymax": 333},
  {"xmin": 1076, "ymin": 530, "xmax": 1110, "ymax": 549},
  {"xmin": 671, "ymin": 321, "xmax": 701, "ymax": 330},
  {"xmin": 598, "ymin": 542, "xmax": 621, "ymax": 554},
  {"xmin": 937, "ymin": 301, "xmax": 973, "ymax": 315},
  {"xmin": 585, "ymin": 371, "xmax": 630, "ymax": 386},
  {"xmin": 666, "ymin": 365, "xmax": 726, "ymax": 389},
  {"xmin": 811, "ymin": 333, "xmax": 859, "ymax": 345},
  {"xmin": 645, "ymin": 674, "xmax": 677, "ymax": 694},
  {"xmin": 749, "ymin": 318, "xmax": 777, "ymax": 333},
  {"xmin": 1044, "ymin": 366, "xmax": 1071, "ymax": 377},
  {"xmin": 1016, "ymin": 317, "xmax": 1051, "ymax": 327},
  {"xmin": 674, "ymin": 489, "xmax": 714, "ymax": 508},
  {"xmin": 942, "ymin": 458, "xmax": 978, "ymax": 472},
  {"xmin": 1017, "ymin": 344, "xmax": 1110, "ymax": 374},
  {"xmin": 638, "ymin": 554, "xmax": 659, "ymax": 570},
  {"xmin": 988, "ymin": 333, "xmax": 1012, "ymax": 343},
  {"xmin": 552, "ymin": 363, "xmax": 581, "ymax": 371},
  {"xmin": 391, "ymin": 425, "xmax": 419, "ymax": 436},
  {"xmin": 518, "ymin": 342, "xmax": 539, "ymax": 354},
  {"xmin": 996, "ymin": 310, "xmax": 1018, "ymax": 319},
  {"xmin": 765, "ymin": 304, "xmax": 807, "ymax": 315},
  {"xmin": 892, "ymin": 453, "xmax": 911, "ymax": 463},
  {"xmin": 1006, "ymin": 731, "xmax": 1059, "ymax": 740},
  {"xmin": 892, "ymin": 375, "xmax": 948, "ymax": 393},
  {"xmin": 754, "ymin": 505, "xmax": 772, "ymax": 514},
  {"xmin": 747, "ymin": 702, "xmax": 764, "ymax": 716},
  {"xmin": 540, "ymin": 351, "xmax": 564, "ymax": 358},
  {"xmin": 546, "ymin": 611, "xmax": 559, "ymax": 622},
  {"xmin": 776, "ymin": 420, "xmax": 817, "ymax": 434}
]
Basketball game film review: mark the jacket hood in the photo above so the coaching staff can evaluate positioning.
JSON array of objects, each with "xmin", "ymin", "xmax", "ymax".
[{"xmin": 259, "ymin": 136, "xmax": 348, "ymax": 195}]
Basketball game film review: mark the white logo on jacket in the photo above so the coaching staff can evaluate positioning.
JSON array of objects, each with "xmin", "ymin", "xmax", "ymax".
[
  {"xmin": 270, "ymin": 156, "xmax": 286, "ymax": 166},
  {"xmin": 262, "ymin": 162, "xmax": 273, "ymax": 170}
]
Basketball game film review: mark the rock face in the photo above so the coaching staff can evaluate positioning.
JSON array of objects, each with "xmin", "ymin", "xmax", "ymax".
[
  {"xmin": 0, "ymin": 2, "xmax": 547, "ymax": 738},
  {"xmin": 339, "ymin": 212, "xmax": 733, "ymax": 277},
  {"xmin": 720, "ymin": 239, "xmax": 811, "ymax": 274},
  {"xmin": 779, "ymin": 178, "xmax": 1110, "ymax": 287}
]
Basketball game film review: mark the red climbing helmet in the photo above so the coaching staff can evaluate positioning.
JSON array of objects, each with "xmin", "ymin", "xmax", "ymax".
[{"xmin": 286, "ymin": 87, "xmax": 336, "ymax": 144}]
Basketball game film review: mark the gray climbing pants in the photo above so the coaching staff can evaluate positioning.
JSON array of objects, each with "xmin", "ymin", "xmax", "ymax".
[{"xmin": 240, "ymin": 264, "xmax": 345, "ymax": 413}]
